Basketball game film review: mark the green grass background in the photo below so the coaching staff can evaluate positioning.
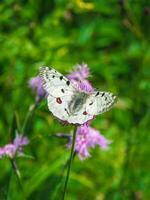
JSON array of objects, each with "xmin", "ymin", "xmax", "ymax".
[{"xmin": 0, "ymin": 0, "xmax": 149, "ymax": 200}]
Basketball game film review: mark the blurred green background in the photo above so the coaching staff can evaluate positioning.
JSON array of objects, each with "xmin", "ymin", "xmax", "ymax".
[{"xmin": 0, "ymin": 0, "xmax": 150, "ymax": 200}]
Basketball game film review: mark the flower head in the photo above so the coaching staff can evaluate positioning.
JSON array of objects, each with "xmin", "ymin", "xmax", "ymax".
[
  {"xmin": 67, "ymin": 63, "xmax": 94, "ymax": 93},
  {"xmin": 14, "ymin": 134, "xmax": 29, "ymax": 148},
  {"xmin": 67, "ymin": 63, "xmax": 90, "ymax": 80},
  {"xmin": 3, "ymin": 144, "xmax": 17, "ymax": 158},
  {"xmin": 75, "ymin": 124, "xmax": 111, "ymax": 160},
  {"xmin": 29, "ymin": 76, "xmax": 46, "ymax": 102},
  {"xmin": 66, "ymin": 124, "xmax": 111, "ymax": 160},
  {"xmin": 0, "ymin": 134, "xmax": 29, "ymax": 159}
]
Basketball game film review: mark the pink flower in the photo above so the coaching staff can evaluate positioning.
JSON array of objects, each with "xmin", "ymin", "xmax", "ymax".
[
  {"xmin": 74, "ymin": 124, "xmax": 111, "ymax": 160},
  {"xmin": 29, "ymin": 76, "xmax": 46, "ymax": 102},
  {"xmin": 3, "ymin": 144, "xmax": 17, "ymax": 158},
  {"xmin": 67, "ymin": 63, "xmax": 94, "ymax": 93},
  {"xmin": 0, "ymin": 134, "xmax": 29, "ymax": 159},
  {"xmin": 67, "ymin": 63, "xmax": 90, "ymax": 80},
  {"xmin": 61, "ymin": 124, "xmax": 111, "ymax": 160},
  {"xmin": 14, "ymin": 134, "xmax": 29, "ymax": 148}
]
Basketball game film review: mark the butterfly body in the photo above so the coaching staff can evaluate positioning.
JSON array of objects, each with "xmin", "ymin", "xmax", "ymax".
[
  {"xmin": 69, "ymin": 92, "xmax": 89, "ymax": 115},
  {"xmin": 40, "ymin": 66, "xmax": 117, "ymax": 124}
]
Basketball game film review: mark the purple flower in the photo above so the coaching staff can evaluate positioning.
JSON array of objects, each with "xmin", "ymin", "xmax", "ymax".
[
  {"xmin": 3, "ymin": 144, "xmax": 17, "ymax": 158},
  {"xmin": 66, "ymin": 124, "xmax": 111, "ymax": 160},
  {"xmin": 67, "ymin": 63, "xmax": 94, "ymax": 93},
  {"xmin": 67, "ymin": 63, "xmax": 90, "ymax": 80},
  {"xmin": 14, "ymin": 134, "xmax": 29, "ymax": 148},
  {"xmin": 0, "ymin": 134, "xmax": 29, "ymax": 159},
  {"xmin": 78, "ymin": 80, "xmax": 94, "ymax": 93},
  {"xmin": 29, "ymin": 76, "xmax": 46, "ymax": 102},
  {"xmin": 75, "ymin": 124, "xmax": 111, "ymax": 160}
]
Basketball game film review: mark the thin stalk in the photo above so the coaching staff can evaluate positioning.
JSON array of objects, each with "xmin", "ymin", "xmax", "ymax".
[
  {"xmin": 21, "ymin": 103, "xmax": 37, "ymax": 134},
  {"xmin": 7, "ymin": 159, "xmax": 26, "ymax": 200},
  {"xmin": 52, "ymin": 152, "xmax": 77, "ymax": 200},
  {"xmin": 10, "ymin": 159, "xmax": 26, "ymax": 199},
  {"xmin": 62, "ymin": 126, "xmax": 77, "ymax": 200},
  {"xmin": 6, "ymin": 167, "xmax": 13, "ymax": 200}
]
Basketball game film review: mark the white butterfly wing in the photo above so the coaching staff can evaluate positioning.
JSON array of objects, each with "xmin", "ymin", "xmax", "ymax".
[
  {"xmin": 40, "ymin": 66, "xmax": 76, "ymax": 122},
  {"xmin": 39, "ymin": 66, "xmax": 75, "ymax": 96},
  {"xmin": 47, "ymin": 94, "xmax": 71, "ymax": 122},
  {"xmin": 86, "ymin": 91, "xmax": 117, "ymax": 116}
]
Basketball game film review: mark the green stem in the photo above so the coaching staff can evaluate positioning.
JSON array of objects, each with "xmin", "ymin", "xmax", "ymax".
[
  {"xmin": 6, "ymin": 167, "xmax": 13, "ymax": 200},
  {"xmin": 62, "ymin": 126, "xmax": 77, "ymax": 200},
  {"xmin": 21, "ymin": 103, "xmax": 37, "ymax": 134},
  {"xmin": 7, "ymin": 159, "xmax": 26, "ymax": 200},
  {"xmin": 10, "ymin": 159, "xmax": 27, "ymax": 199}
]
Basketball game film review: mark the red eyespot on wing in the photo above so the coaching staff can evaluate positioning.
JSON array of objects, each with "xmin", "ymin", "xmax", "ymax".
[
  {"xmin": 83, "ymin": 111, "xmax": 88, "ymax": 115},
  {"xmin": 56, "ymin": 97, "xmax": 62, "ymax": 104}
]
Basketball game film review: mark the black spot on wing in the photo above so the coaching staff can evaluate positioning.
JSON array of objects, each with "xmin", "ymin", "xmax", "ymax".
[
  {"xmin": 101, "ymin": 92, "xmax": 105, "ymax": 97},
  {"xmin": 52, "ymin": 75, "xmax": 55, "ymax": 78},
  {"xmin": 89, "ymin": 102, "xmax": 93, "ymax": 105},
  {"xmin": 95, "ymin": 92, "xmax": 99, "ymax": 96},
  {"xmin": 61, "ymin": 89, "xmax": 65, "ymax": 93},
  {"xmin": 60, "ymin": 76, "xmax": 63, "ymax": 80},
  {"xmin": 66, "ymin": 80, "xmax": 70, "ymax": 86}
]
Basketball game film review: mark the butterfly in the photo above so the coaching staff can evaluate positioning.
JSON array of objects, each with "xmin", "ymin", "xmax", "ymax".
[{"xmin": 39, "ymin": 66, "xmax": 117, "ymax": 124}]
